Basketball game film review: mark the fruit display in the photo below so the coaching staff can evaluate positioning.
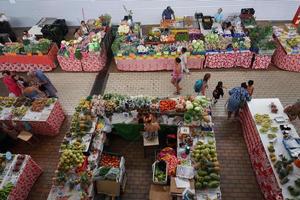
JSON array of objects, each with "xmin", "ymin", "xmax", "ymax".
[
  {"xmin": 70, "ymin": 112, "xmax": 93, "ymax": 137},
  {"xmin": 0, "ymin": 182, "xmax": 14, "ymax": 200},
  {"xmin": 31, "ymin": 99, "xmax": 47, "ymax": 112},
  {"xmin": 157, "ymin": 147, "xmax": 178, "ymax": 176},
  {"xmin": 255, "ymin": 114, "xmax": 275, "ymax": 133},
  {"xmin": 0, "ymin": 97, "xmax": 15, "ymax": 107},
  {"xmin": 100, "ymin": 153, "xmax": 120, "ymax": 168},
  {"xmin": 58, "ymin": 148, "xmax": 85, "ymax": 172},
  {"xmin": 11, "ymin": 106, "xmax": 28, "ymax": 118},
  {"xmin": 13, "ymin": 97, "xmax": 32, "ymax": 107},
  {"xmin": 192, "ymin": 141, "xmax": 220, "ymax": 190}
]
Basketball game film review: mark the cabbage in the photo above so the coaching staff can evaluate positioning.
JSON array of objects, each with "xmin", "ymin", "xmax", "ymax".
[{"xmin": 186, "ymin": 103, "xmax": 193, "ymax": 110}]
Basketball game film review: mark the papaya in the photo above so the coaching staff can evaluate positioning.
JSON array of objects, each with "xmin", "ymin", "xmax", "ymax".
[
  {"xmin": 295, "ymin": 179, "xmax": 300, "ymax": 187},
  {"xmin": 208, "ymin": 180, "xmax": 220, "ymax": 188},
  {"xmin": 202, "ymin": 181, "xmax": 208, "ymax": 188},
  {"xmin": 197, "ymin": 170, "xmax": 208, "ymax": 177},
  {"xmin": 204, "ymin": 175, "xmax": 211, "ymax": 182},
  {"xmin": 209, "ymin": 173, "xmax": 220, "ymax": 181}
]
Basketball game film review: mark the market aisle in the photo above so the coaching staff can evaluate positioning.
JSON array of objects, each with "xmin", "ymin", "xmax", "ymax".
[
  {"xmin": 95, "ymin": 117, "xmax": 263, "ymax": 200},
  {"xmin": 8, "ymin": 116, "xmax": 70, "ymax": 200},
  {"xmin": 213, "ymin": 117, "xmax": 263, "ymax": 200},
  {"xmin": 45, "ymin": 72, "xmax": 98, "ymax": 115},
  {"xmin": 105, "ymin": 71, "xmax": 300, "ymax": 117}
]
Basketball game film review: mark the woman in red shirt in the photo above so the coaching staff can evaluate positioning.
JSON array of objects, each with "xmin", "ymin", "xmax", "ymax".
[{"xmin": 2, "ymin": 71, "xmax": 22, "ymax": 97}]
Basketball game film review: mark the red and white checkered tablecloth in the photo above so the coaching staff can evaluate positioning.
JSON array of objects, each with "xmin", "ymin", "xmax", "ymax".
[
  {"xmin": 57, "ymin": 49, "xmax": 107, "ymax": 72},
  {"xmin": 205, "ymin": 51, "xmax": 253, "ymax": 69},
  {"xmin": 252, "ymin": 54, "xmax": 272, "ymax": 69},
  {"xmin": 240, "ymin": 106, "xmax": 283, "ymax": 200},
  {"xmin": 8, "ymin": 156, "xmax": 43, "ymax": 200},
  {"xmin": 115, "ymin": 56, "xmax": 205, "ymax": 71},
  {"xmin": 272, "ymin": 43, "xmax": 300, "ymax": 72}
]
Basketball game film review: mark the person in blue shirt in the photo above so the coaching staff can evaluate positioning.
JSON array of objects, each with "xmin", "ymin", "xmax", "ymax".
[
  {"xmin": 214, "ymin": 8, "xmax": 224, "ymax": 23},
  {"xmin": 162, "ymin": 6, "xmax": 175, "ymax": 20}
]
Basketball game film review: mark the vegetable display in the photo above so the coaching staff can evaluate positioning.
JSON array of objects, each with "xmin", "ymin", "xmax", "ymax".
[{"xmin": 0, "ymin": 182, "xmax": 14, "ymax": 200}]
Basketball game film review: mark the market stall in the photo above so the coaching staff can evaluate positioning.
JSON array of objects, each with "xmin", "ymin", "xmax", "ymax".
[
  {"xmin": 0, "ymin": 40, "xmax": 58, "ymax": 72},
  {"xmin": 0, "ymin": 97, "xmax": 65, "ymax": 136},
  {"xmin": 47, "ymin": 93, "xmax": 222, "ymax": 199},
  {"xmin": 272, "ymin": 25, "xmax": 300, "ymax": 72},
  {"xmin": 57, "ymin": 15, "xmax": 113, "ymax": 72},
  {"xmin": 0, "ymin": 153, "xmax": 43, "ymax": 200},
  {"xmin": 249, "ymin": 25, "xmax": 276, "ymax": 69},
  {"xmin": 203, "ymin": 17, "xmax": 253, "ymax": 69},
  {"xmin": 113, "ymin": 19, "xmax": 206, "ymax": 71},
  {"xmin": 240, "ymin": 98, "xmax": 300, "ymax": 199}
]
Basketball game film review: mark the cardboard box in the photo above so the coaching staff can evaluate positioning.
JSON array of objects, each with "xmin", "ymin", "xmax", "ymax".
[
  {"xmin": 170, "ymin": 177, "xmax": 194, "ymax": 197},
  {"xmin": 149, "ymin": 184, "xmax": 170, "ymax": 200},
  {"xmin": 96, "ymin": 179, "xmax": 120, "ymax": 196}
]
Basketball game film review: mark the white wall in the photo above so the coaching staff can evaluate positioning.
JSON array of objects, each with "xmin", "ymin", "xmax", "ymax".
[{"xmin": 1, "ymin": 0, "xmax": 299, "ymax": 27}]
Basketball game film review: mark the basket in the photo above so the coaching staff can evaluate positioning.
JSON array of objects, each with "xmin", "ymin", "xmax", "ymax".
[{"xmin": 152, "ymin": 160, "xmax": 168, "ymax": 185}]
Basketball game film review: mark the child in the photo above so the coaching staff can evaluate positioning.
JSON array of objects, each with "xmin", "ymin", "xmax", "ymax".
[
  {"xmin": 171, "ymin": 57, "xmax": 183, "ymax": 95},
  {"xmin": 247, "ymin": 80, "xmax": 254, "ymax": 96},
  {"xmin": 212, "ymin": 81, "xmax": 225, "ymax": 104},
  {"xmin": 180, "ymin": 47, "xmax": 190, "ymax": 74},
  {"xmin": 194, "ymin": 73, "xmax": 211, "ymax": 96}
]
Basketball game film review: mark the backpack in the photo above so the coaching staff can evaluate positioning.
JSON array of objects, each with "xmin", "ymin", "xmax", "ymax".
[{"xmin": 194, "ymin": 79, "xmax": 203, "ymax": 93}]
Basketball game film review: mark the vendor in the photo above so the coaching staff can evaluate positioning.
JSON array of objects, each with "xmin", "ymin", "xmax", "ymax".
[
  {"xmin": 22, "ymin": 30, "xmax": 36, "ymax": 43},
  {"xmin": 214, "ymin": 8, "xmax": 224, "ymax": 23},
  {"xmin": 80, "ymin": 20, "xmax": 89, "ymax": 35},
  {"xmin": 284, "ymin": 100, "xmax": 300, "ymax": 121},
  {"xmin": 74, "ymin": 28, "xmax": 83, "ymax": 39},
  {"xmin": 162, "ymin": 6, "xmax": 175, "ymax": 20}
]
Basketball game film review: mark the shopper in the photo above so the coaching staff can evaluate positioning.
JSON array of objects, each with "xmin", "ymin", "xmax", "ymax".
[
  {"xmin": 162, "ymin": 6, "xmax": 175, "ymax": 20},
  {"xmin": 212, "ymin": 81, "xmax": 225, "ymax": 104},
  {"xmin": 214, "ymin": 8, "xmax": 224, "ymax": 23},
  {"xmin": 2, "ymin": 71, "xmax": 22, "ymax": 97},
  {"xmin": 247, "ymin": 80, "xmax": 254, "ymax": 97},
  {"xmin": 201, "ymin": 73, "xmax": 211, "ymax": 96},
  {"xmin": 180, "ymin": 47, "xmax": 190, "ymax": 74},
  {"xmin": 12, "ymin": 74, "xmax": 28, "ymax": 92},
  {"xmin": 22, "ymin": 82, "xmax": 46, "ymax": 100},
  {"xmin": 284, "ymin": 100, "xmax": 300, "ymax": 121},
  {"xmin": 80, "ymin": 21, "xmax": 89, "ymax": 35},
  {"xmin": 28, "ymin": 69, "xmax": 57, "ymax": 98},
  {"xmin": 227, "ymin": 82, "xmax": 251, "ymax": 119},
  {"xmin": 171, "ymin": 57, "xmax": 183, "ymax": 95}
]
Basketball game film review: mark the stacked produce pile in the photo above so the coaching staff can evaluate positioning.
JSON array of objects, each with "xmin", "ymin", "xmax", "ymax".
[
  {"xmin": 58, "ymin": 14, "xmax": 111, "ymax": 60},
  {"xmin": 248, "ymin": 25, "xmax": 276, "ymax": 55},
  {"xmin": 0, "ymin": 39, "xmax": 52, "ymax": 55},
  {"xmin": 0, "ymin": 96, "xmax": 56, "ymax": 120},
  {"xmin": 59, "ymin": 31, "xmax": 106, "ymax": 60},
  {"xmin": 273, "ymin": 25, "xmax": 300, "ymax": 54},
  {"xmin": 113, "ymin": 20, "xmax": 252, "ymax": 60},
  {"xmin": 49, "ymin": 97, "xmax": 106, "ymax": 199}
]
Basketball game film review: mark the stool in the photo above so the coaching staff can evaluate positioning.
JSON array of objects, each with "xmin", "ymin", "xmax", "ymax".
[
  {"xmin": 17, "ymin": 131, "xmax": 39, "ymax": 145},
  {"xmin": 143, "ymin": 133, "xmax": 159, "ymax": 158}
]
